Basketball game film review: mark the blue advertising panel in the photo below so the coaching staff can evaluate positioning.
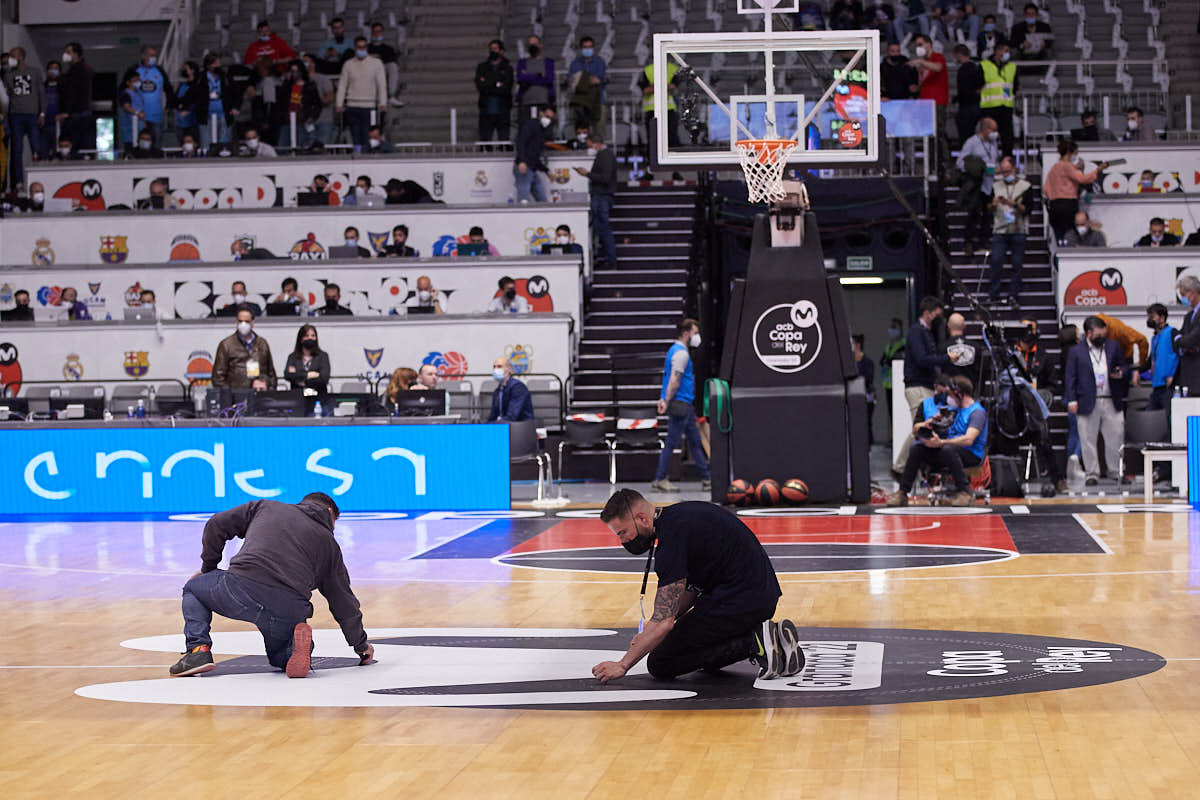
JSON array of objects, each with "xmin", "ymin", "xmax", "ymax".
[
  {"xmin": 1189, "ymin": 417, "xmax": 1200, "ymax": 507},
  {"xmin": 0, "ymin": 424, "xmax": 510, "ymax": 515}
]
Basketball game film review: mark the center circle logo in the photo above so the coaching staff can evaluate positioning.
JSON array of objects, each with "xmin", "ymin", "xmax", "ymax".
[{"xmin": 753, "ymin": 301, "xmax": 822, "ymax": 373}]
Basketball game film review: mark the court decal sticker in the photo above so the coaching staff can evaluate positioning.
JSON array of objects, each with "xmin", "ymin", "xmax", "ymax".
[{"xmin": 76, "ymin": 626, "xmax": 1164, "ymax": 711}]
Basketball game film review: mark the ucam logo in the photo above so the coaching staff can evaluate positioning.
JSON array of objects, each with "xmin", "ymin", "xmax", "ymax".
[
  {"xmin": 3, "ymin": 425, "xmax": 509, "ymax": 513},
  {"xmin": 752, "ymin": 301, "xmax": 823, "ymax": 373}
]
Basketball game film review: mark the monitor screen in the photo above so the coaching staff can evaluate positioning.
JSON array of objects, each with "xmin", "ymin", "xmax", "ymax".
[
  {"xmin": 393, "ymin": 389, "xmax": 447, "ymax": 417},
  {"xmin": 48, "ymin": 396, "xmax": 106, "ymax": 419},
  {"xmin": 247, "ymin": 390, "xmax": 308, "ymax": 418},
  {"xmin": 457, "ymin": 242, "xmax": 489, "ymax": 256}
]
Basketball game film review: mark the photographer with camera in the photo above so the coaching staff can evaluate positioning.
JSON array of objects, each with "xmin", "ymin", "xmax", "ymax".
[
  {"xmin": 888, "ymin": 374, "xmax": 988, "ymax": 507},
  {"xmin": 1065, "ymin": 316, "xmax": 1129, "ymax": 486}
]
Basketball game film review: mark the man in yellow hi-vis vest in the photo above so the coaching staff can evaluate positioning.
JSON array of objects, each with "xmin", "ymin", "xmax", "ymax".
[
  {"xmin": 637, "ymin": 62, "xmax": 680, "ymax": 166},
  {"xmin": 979, "ymin": 41, "xmax": 1017, "ymax": 155}
]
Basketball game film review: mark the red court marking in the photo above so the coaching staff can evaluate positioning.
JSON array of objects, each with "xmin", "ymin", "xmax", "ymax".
[{"xmin": 504, "ymin": 516, "xmax": 1017, "ymax": 556}]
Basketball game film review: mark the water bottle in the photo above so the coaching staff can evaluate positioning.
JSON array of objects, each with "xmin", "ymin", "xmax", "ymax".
[
  {"xmin": 127, "ymin": 405, "xmax": 135, "ymax": 418},
  {"xmin": 313, "ymin": 400, "xmax": 323, "ymax": 419},
  {"xmin": 135, "ymin": 398, "xmax": 146, "ymax": 418}
]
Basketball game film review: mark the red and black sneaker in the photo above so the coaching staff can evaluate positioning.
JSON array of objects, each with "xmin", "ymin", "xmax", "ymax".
[
  {"xmin": 285, "ymin": 623, "xmax": 313, "ymax": 678},
  {"xmin": 169, "ymin": 644, "xmax": 215, "ymax": 677}
]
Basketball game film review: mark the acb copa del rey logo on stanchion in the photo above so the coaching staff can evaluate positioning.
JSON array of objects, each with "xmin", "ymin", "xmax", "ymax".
[{"xmin": 752, "ymin": 300, "xmax": 823, "ymax": 373}]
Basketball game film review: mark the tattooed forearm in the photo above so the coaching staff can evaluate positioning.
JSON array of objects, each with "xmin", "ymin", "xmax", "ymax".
[{"xmin": 650, "ymin": 579, "xmax": 690, "ymax": 622}]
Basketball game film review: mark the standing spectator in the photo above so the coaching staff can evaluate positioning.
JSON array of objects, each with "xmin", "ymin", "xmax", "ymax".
[
  {"xmin": 240, "ymin": 125, "xmax": 278, "ymax": 157},
  {"xmin": 199, "ymin": 53, "xmax": 232, "ymax": 148},
  {"xmin": 1135, "ymin": 217, "xmax": 1181, "ymax": 247},
  {"xmin": 986, "ymin": 156, "xmax": 1031, "ymax": 308},
  {"xmin": 121, "ymin": 45, "xmax": 174, "ymax": 146},
  {"xmin": 1077, "ymin": 109, "xmax": 1117, "ymax": 141},
  {"xmin": 284, "ymin": 324, "xmax": 330, "ymax": 394},
  {"xmin": 1123, "ymin": 106, "xmax": 1158, "ymax": 143},
  {"xmin": 955, "ymin": 3, "xmax": 981, "ymax": 43},
  {"xmin": 487, "ymin": 357, "xmax": 535, "ymax": 422},
  {"xmin": 829, "ymin": 1, "xmax": 865, "ymax": 30},
  {"xmin": 952, "ymin": 44, "xmax": 982, "ymax": 147},
  {"xmin": 651, "ymin": 318, "xmax": 711, "ymax": 493},
  {"xmin": 224, "ymin": 50, "xmax": 257, "ymax": 109},
  {"xmin": 1064, "ymin": 316, "xmax": 1128, "ymax": 485},
  {"xmin": 516, "ymin": 34, "xmax": 555, "ymax": 126},
  {"xmin": 40, "ymin": 60, "xmax": 60, "ymax": 159},
  {"xmin": 574, "ymin": 131, "xmax": 618, "ymax": 267},
  {"xmin": 275, "ymin": 59, "xmax": 321, "ymax": 150},
  {"xmin": 116, "ymin": 72, "xmax": 145, "ymax": 154},
  {"xmin": 335, "ymin": 37, "xmax": 387, "ymax": 150},
  {"xmin": 899, "ymin": 0, "xmax": 932, "ymax": 37},
  {"xmin": 956, "ymin": 116, "xmax": 1000, "ymax": 257},
  {"xmin": 476, "ymin": 39, "xmax": 514, "ymax": 144},
  {"xmin": 880, "ymin": 318, "xmax": 906, "ymax": 433},
  {"xmin": 175, "ymin": 60, "xmax": 203, "ymax": 145},
  {"xmin": 796, "ymin": 1, "xmax": 827, "ymax": 30},
  {"xmin": 1173, "ymin": 276, "xmax": 1200, "ymax": 396},
  {"xmin": 368, "ymin": 21, "xmax": 402, "ymax": 106},
  {"xmin": 979, "ymin": 41, "xmax": 1016, "ymax": 155},
  {"xmin": 212, "ymin": 309, "xmax": 276, "ymax": 391},
  {"xmin": 567, "ymin": 35, "xmax": 607, "ymax": 135},
  {"xmin": 319, "ymin": 17, "xmax": 355, "ymax": 63},
  {"xmin": 488, "ymin": 276, "xmax": 531, "ymax": 313},
  {"xmin": 853, "ymin": 334, "xmax": 876, "ymax": 446},
  {"xmin": 1142, "ymin": 303, "xmax": 1177, "ymax": 413},
  {"xmin": 317, "ymin": 283, "xmax": 353, "ymax": 316},
  {"xmin": 4, "ymin": 47, "xmax": 43, "ymax": 191},
  {"xmin": 383, "ymin": 225, "xmax": 418, "ymax": 257},
  {"xmin": 514, "ymin": 104, "xmax": 555, "ymax": 203},
  {"xmin": 243, "ymin": 21, "xmax": 296, "ymax": 67},
  {"xmin": 1008, "ymin": 4, "xmax": 1053, "ymax": 60},
  {"xmin": 894, "ymin": 296, "xmax": 962, "ymax": 473},
  {"xmin": 910, "ymin": 35, "xmax": 948, "ymax": 144},
  {"xmin": 638, "ymin": 60, "xmax": 680, "ymax": 159},
  {"xmin": 251, "ymin": 57, "xmax": 280, "ymax": 143},
  {"xmin": 881, "ymin": 41, "xmax": 918, "ymax": 101},
  {"xmin": 60, "ymin": 287, "xmax": 91, "ymax": 321},
  {"xmin": 976, "ymin": 14, "xmax": 1004, "ymax": 61},
  {"xmin": 59, "ymin": 42, "xmax": 95, "ymax": 151},
  {"xmin": 1063, "ymin": 210, "xmax": 1107, "ymax": 247},
  {"xmin": 1042, "ymin": 139, "xmax": 1106, "ymax": 244},
  {"xmin": 300, "ymin": 54, "xmax": 335, "ymax": 147}
]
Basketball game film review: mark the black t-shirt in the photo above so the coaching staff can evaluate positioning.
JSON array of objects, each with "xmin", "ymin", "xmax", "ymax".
[{"xmin": 653, "ymin": 501, "xmax": 781, "ymax": 616}]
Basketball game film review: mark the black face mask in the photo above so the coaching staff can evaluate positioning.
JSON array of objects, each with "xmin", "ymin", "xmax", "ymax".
[
  {"xmin": 302, "ymin": 338, "xmax": 318, "ymax": 351},
  {"xmin": 622, "ymin": 513, "xmax": 657, "ymax": 555},
  {"xmin": 16, "ymin": 300, "xmax": 28, "ymax": 308},
  {"xmin": 325, "ymin": 297, "xmax": 338, "ymax": 307},
  {"xmin": 527, "ymin": 45, "xmax": 541, "ymax": 57},
  {"xmin": 504, "ymin": 287, "xmax": 517, "ymax": 300},
  {"xmin": 489, "ymin": 51, "xmax": 501, "ymax": 61},
  {"xmin": 1147, "ymin": 320, "xmax": 1160, "ymax": 332}
]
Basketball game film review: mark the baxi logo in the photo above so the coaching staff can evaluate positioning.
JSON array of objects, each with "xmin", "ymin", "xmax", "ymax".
[
  {"xmin": 363, "ymin": 347, "xmax": 385, "ymax": 368},
  {"xmin": 290, "ymin": 233, "xmax": 326, "ymax": 260},
  {"xmin": 1063, "ymin": 268, "xmax": 1127, "ymax": 307}
]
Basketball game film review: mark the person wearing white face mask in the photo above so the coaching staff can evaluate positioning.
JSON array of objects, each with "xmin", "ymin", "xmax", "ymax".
[
  {"xmin": 1122, "ymin": 106, "xmax": 1158, "ymax": 143},
  {"xmin": 979, "ymin": 42, "xmax": 1016, "ymax": 155},
  {"xmin": 1063, "ymin": 210, "xmax": 1107, "ymax": 247},
  {"xmin": 956, "ymin": 116, "xmax": 1001, "ymax": 256},
  {"xmin": 541, "ymin": 224, "xmax": 584, "ymax": 255},
  {"xmin": 242, "ymin": 21, "xmax": 296, "ymax": 67},
  {"xmin": 240, "ymin": 125, "xmax": 277, "ymax": 157},
  {"xmin": 514, "ymin": 105, "xmax": 556, "ymax": 203},
  {"xmin": 985, "ymin": 156, "xmax": 1032, "ymax": 308},
  {"xmin": 651, "ymin": 317, "xmax": 711, "ymax": 493},
  {"xmin": 486, "ymin": 357, "xmax": 534, "ymax": 422},
  {"xmin": 24, "ymin": 181, "xmax": 45, "ymax": 212},
  {"xmin": 212, "ymin": 308, "xmax": 276, "ymax": 391},
  {"xmin": 907, "ymin": 34, "xmax": 947, "ymax": 155},
  {"xmin": 341, "ymin": 226, "xmax": 371, "ymax": 258},
  {"xmin": 409, "ymin": 275, "xmax": 444, "ymax": 315},
  {"xmin": 120, "ymin": 44, "xmax": 174, "ymax": 148},
  {"xmin": 217, "ymin": 280, "xmax": 263, "ymax": 317},
  {"xmin": 1009, "ymin": 3, "xmax": 1054, "ymax": 60},
  {"xmin": 58, "ymin": 42, "xmax": 95, "ymax": 151},
  {"xmin": 335, "ymin": 35, "xmax": 387, "ymax": 150}
]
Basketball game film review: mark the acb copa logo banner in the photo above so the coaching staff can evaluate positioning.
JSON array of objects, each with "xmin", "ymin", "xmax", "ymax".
[{"xmin": 0, "ymin": 424, "xmax": 510, "ymax": 515}]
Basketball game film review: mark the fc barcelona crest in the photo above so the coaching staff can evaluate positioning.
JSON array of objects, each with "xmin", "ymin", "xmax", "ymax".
[
  {"xmin": 100, "ymin": 236, "xmax": 129, "ymax": 264},
  {"xmin": 123, "ymin": 350, "xmax": 150, "ymax": 378}
]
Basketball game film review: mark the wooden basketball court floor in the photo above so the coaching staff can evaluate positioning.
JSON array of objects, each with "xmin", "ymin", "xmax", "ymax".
[{"xmin": 2, "ymin": 501, "xmax": 1199, "ymax": 799}]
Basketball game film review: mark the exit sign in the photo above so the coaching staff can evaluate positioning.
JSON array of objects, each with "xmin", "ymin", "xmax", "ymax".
[{"xmin": 846, "ymin": 255, "xmax": 873, "ymax": 271}]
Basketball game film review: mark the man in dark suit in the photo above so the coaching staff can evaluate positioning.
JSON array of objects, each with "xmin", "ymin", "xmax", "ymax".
[
  {"xmin": 1065, "ymin": 315, "xmax": 1129, "ymax": 485},
  {"xmin": 1173, "ymin": 275, "xmax": 1200, "ymax": 395},
  {"xmin": 487, "ymin": 356, "xmax": 534, "ymax": 422}
]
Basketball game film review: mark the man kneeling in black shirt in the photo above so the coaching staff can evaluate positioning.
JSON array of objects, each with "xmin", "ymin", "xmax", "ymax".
[
  {"xmin": 170, "ymin": 493, "xmax": 375, "ymax": 678},
  {"xmin": 591, "ymin": 489, "xmax": 802, "ymax": 683}
]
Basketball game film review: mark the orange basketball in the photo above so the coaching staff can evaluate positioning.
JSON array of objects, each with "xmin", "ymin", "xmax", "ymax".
[
  {"xmin": 781, "ymin": 478, "xmax": 809, "ymax": 504},
  {"xmin": 755, "ymin": 478, "xmax": 782, "ymax": 506},
  {"xmin": 726, "ymin": 479, "xmax": 753, "ymax": 506}
]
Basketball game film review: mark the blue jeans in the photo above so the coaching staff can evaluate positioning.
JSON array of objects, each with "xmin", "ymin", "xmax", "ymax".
[
  {"xmin": 514, "ymin": 164, "xmax": 548, "ymax": 202},
  {"xmin": 655, "ymin": 401, "xmax": 711, "ymax": 481},
  {"xmin": 182, "ymin": 569, "xmax": 313, "ymax": 670},
  {"xmin": 199, "ymin": 114, "xmax": 230, "ymax": 147},
  {"xmin": 277, "ymin": 122, "xmax": 315, "ymax": 150},
  {"xmin": 7, "ymin": 113, "xmax": 38, "ymax": 187},
  {"xmin": 988, "ymin": 232, "xmax": 1026, "ymax": 301},
  {"xmin": 344, "ymin": 106, "xmax": 372, "ymax": 148},
  {"xmin": 1067, "ymin": 412, "xmax": 1082, "ymax": 459},
  {"xmin": 590, "ymin": 192, "xmax": 617, "ymax": 263}
]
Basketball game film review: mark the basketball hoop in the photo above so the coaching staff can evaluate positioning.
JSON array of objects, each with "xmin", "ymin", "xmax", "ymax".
[{"xmin": 735, "ymin": 138, "xmax": 799, "ymax": 203}]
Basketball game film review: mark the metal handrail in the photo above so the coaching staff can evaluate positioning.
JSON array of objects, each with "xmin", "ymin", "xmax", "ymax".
[{"xmin": 3, "ymin": 377, "xmax": 191, "ymax": 399}]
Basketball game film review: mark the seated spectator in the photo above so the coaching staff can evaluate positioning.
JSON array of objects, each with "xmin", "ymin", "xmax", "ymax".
[
  {"xmin": 977, "ymin": 14, "xmax": 1005, "ymax": 60},
  {"xmin": 1, "ymin": 289, "xmax": 35, "ymax": 322},
  {"xmin": 881, "ymin": 41, "xmax": 918, "ymax": 101},
  {"xmin": 1076, "ymin": 110, "xmax": 1117, "ymax": 142},
  {"xmin": 1009, "ymin": 4, "xmax": 1053, "ymax": 60},
  {"xmin": 178, "ymin": 133, "xmax": 201, "ymax": 157},
  {"xmin": 285, "ymin": 324, "xmax": 330, "ymax": 394},
  {"xmin": 368, "ymin": 21, "xmax": 403, "ymax": 106},
  {"xmin": 384, "ymin": 177, "xmax": 436, "ymax": 204},
  {"xmin": 216, "ymin": 280, "xmax": 263, "ymax": 317},
  {"xmin": 60, "ymin": 287, "xmax": 91, "ymax": 321},
  {"xmin": 139, "ymin": 288, "xmax": 157, "ymax": 309},
  {"xmin": 409, "ymin": 275, "xmax": 444, "ymax": 314},
  {"xmin": 364, "ymin": 125, "xmax": 395, "ymax": 153},
  {"xmin": 568, "ymin": 123, "xmax": 591, "ymax": 150},
  {"xmin": 316, "ymin": 283, "xmax": 353, "ymax": 315},
  {"xmin": 468, "ymin": 226, "xmax": 487, "ymax": 246},
  {"xmin": 414, "ymin": 363, "xmax": 440, "ymax": 390},
  {"xmin": 385, "ymin": 367, "xmax": 418, "ymax": 406},
  {"xmin": 5, "ymin": 182, "xmax": 46, "ymax": 213},
  {"xmin": 341, "ymin": 226, "xmax": 372, "ymax": 258},
  {"xmin": 1185, "ymin": 228, "xmax": 1200, "ymax": 247},
  {"xmin": 244, "ymin": 20, "xmax": 296, "ymax": 68},
  {"xmin": 319, "ymin": 17, "xmax": 355, "ymax": 63},
  {"xmin": 888, "ymin": 374, "xmax": 987, "ymax": 507},
  {"xmin": 1063, "ymin": 211, "xmax": 1107, "ymax": 247},
  {"xmin": 487, "ymin": 356, "xmax": 534, "ymax": 421},
  {"xmin": 382, "ymin": 224, "xmax": 418, "ymax": 257},
  {"xmin": 1134, "ymin": 170, "xmax": 1161, "ymax": 194},
  {"xmin": 137, "ymin": 179, "xmax": 175, "ymax": 210},
  {"xmin": 1135, "ymin": 217, "xmax": 1181, "ymax": 248},
  {"xmin": 1124, "ymin": 106, "xmax": 1158, "ymax": 143},
  {"xmin": 955, "ymin": 3, "xmax": 981, "ymax": 43},
  {"xmin": 212, "ymin": 308, "xmax": 276, "ymax": 390},
  {"xmin": 240, "ymin": 126, "xmax": 278, "ymax": 158},
  {"xmin": 342, "ymin": 175, "xmax": 383, "ymax": 206},
  {"xmin": 232, "ymin": 238, "xmax": 277, "ymax": 260},
  {"xmin": 51, "ymin": 136, "xmax": 81, "ymax": 161},
  {"xmin": 541, "ymin": 224, "xmax": 584, "ymax": 254},
  {"xmin": 271, "ymin": 277, "xmax": 307, "ymax": 313},
  {"xmin": 129, "ymin": 128, "xmax": 164, "ymax": 159},
  {"xmin": 488, "ymin": 275, "xmax": 531, "ymax": 313}
]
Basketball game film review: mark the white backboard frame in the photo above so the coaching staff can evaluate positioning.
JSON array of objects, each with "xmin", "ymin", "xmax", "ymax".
[
  {"xmin": 652, "ymin": 30, "xmax": 882, "ymax": 167},
  {"xmin": 728, "ymin": 94, "xmax": 806, "ymax": 152},
  {"xmin": 736, "ymin": 0, "xmax": 800, "ymax": 13}
]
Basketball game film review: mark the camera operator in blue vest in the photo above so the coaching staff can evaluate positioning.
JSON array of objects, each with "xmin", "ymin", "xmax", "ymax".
[
  {"xmin": 888, "ymin": 374, "xmax": 988, "ymax": 507},
  {"xmin": 651, "ymin": 318, "xmax": 711, "ymax": 493}
]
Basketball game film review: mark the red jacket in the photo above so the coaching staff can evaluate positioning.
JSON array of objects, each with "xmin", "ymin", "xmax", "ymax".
[{"xmin": 244, "ymin": 34, "xmax": 296, "ymax": 66}]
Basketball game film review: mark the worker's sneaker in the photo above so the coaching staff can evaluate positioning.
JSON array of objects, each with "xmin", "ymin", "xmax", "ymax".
[
  {"xmin": 169, "ymin": 644, "xmax": 214, "ymax": 677},
  {"xmin": 776, "ymin": 619, "xmax": 806, "ymax": 678},
  {"xmin": 285, "ymin": 623, "xmax": 314, "ymax": 678},
  {"xmin": 700, "ymin": 479, "xmax": 712, "ymax": 492},
  {"xmin": 650, "ymin": 479, "xmax": 680, "ymax": 493},
  {"xmin": 885, "ymin": 490, "xmax": 908, "ymax": 507},
  {"xmin": 949, "ymin": 490, "xmax": 974, "ymax": 507},
  {"xmin": 751, "ymin": 619, "xmax": 782, "ymax": 679}
]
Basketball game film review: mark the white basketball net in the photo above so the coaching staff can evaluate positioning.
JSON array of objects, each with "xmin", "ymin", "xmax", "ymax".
[{"xmin": 735, "ymin": 139, "xmax": 800, "ymax": 203}]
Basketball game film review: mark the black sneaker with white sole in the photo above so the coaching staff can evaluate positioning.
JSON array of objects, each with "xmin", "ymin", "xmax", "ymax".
[
  {"xmin": 776, "ymin": 619, "xmax": 805, "ymax": 678},
  {"xmin": 751, "ymin": 619, "xmax": 783, "ymax": 679},
  {"xmin": 169, "ymin": 644, "xmax": 215, "ymax": 677}
]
